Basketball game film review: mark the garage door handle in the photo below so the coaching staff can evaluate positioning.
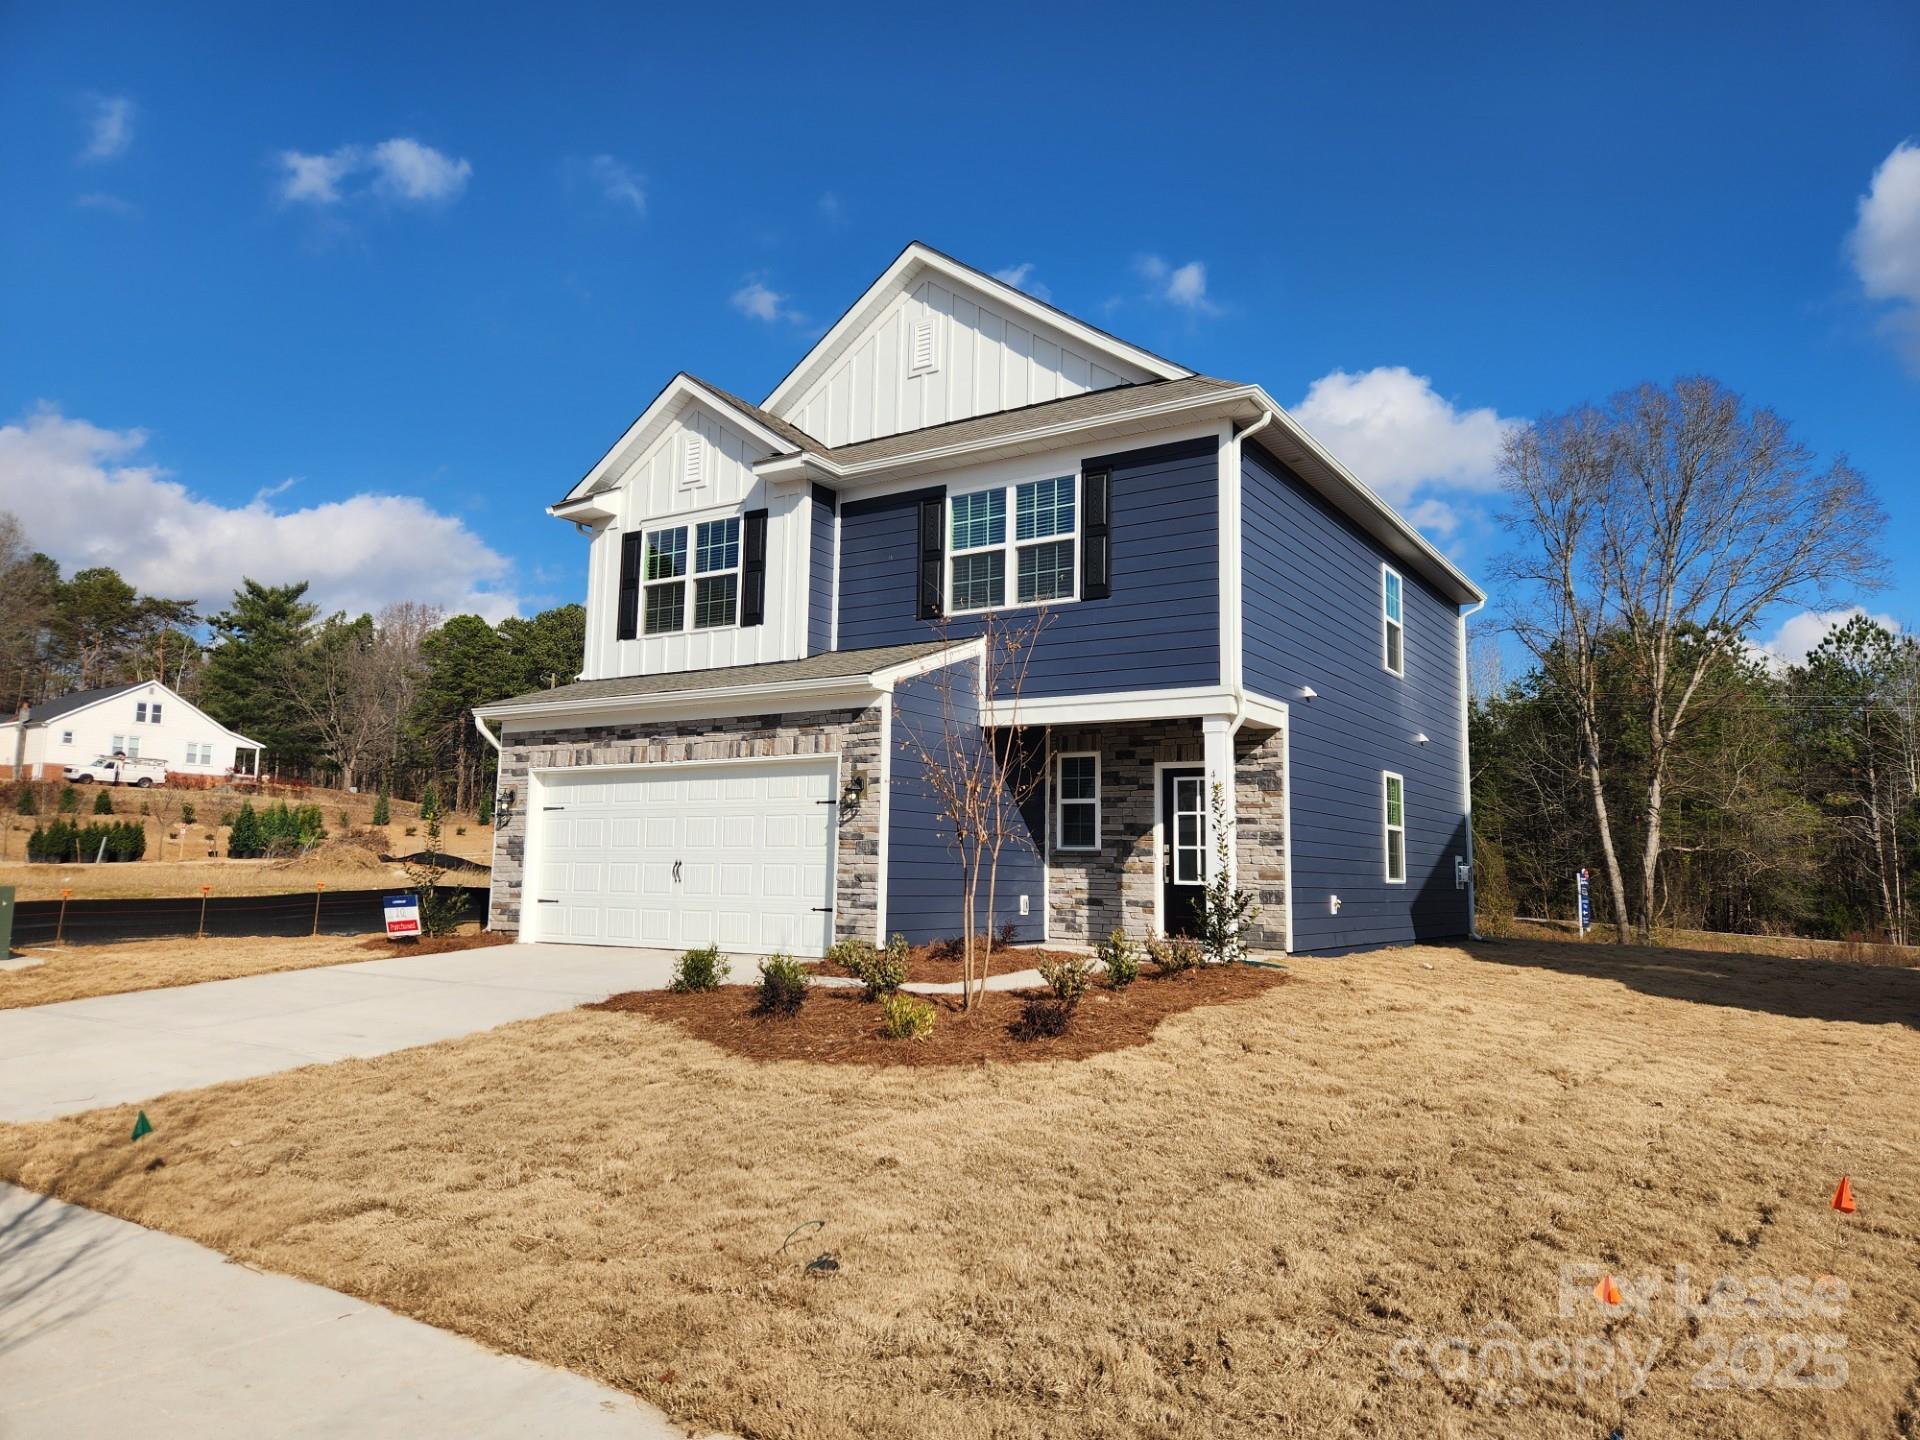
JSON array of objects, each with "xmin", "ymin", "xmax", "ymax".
[
  {"xmin": 812, "ymin": 906, "xmax": 834, "ymax": 913},
  {"xmin": 536, "ymin": 899, "xmax": 558, "ymax": 904},
  {"xmin": 672, "ymin": 860, "xmax": 682, "ymax": 883}
]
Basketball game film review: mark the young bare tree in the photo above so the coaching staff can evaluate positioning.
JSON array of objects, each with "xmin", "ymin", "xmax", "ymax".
[
  {"xmin": 893, "ymin": 608, "xmax": 1050, "ymax": 1011},
  {"xmin": 1501, "ymin": 377, "xmax": 1885, "ymax": 942}
]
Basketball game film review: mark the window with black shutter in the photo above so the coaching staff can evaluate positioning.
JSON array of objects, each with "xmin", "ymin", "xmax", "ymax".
[
  {"xmin": 740, "ymin": 508, "xmax": 769, "ymax": 627},
  {"xmin": 917, "ymin": 492, "xmax": 945, "ymax": 620},
  {"xmin": 1081, "ymin": 467, "xmax": 1112, "ymax": 601},
  {"xmin": 615, "ymin": 531, "xmax": 643, "ymax": 640}
]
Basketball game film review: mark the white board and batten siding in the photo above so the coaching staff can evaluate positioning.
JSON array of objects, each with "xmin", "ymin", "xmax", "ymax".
[
  {"xmin": 780, "ymin": 277, "xmax": 1156, "ymax": 448},
  {"xmin": 580, "ymin": 397, "xmax": 812, "ymax": 681},
  {"xmin": 532, "ymin": 759, "xmax": 837, "ymax": 957}
]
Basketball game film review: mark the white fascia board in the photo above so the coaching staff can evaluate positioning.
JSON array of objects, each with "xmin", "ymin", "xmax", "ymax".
[
  {"xmin": 761, "ymin": 243, "xmax": 1190, "ymax": 418},
  {"xmin": 480, "ymin": 674, "xmax": 881, "ymax": 728},
  {"xmin": 984, "ymin": 685, "xmax": 1244, "ymax": 729},
  {"xmin": 868, "ymin": 637, "xmax": 986, "ymax": 689},
  {"xmin": 556, "ymin": 374, "xmax": 806, "ymax": 508},
  {"xmin": 1238, "ymin": 692, "xmax": 1290, "ymax": 731}
]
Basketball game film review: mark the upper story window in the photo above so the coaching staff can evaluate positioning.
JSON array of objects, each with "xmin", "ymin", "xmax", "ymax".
[
  {"xmin": 1381, "ymin": 565, "xmax": 1405, "ymax": 677},
  {"xmin": 643, "ymin": 517, "xmax": 741, "ymax": 635},
  {"xmin": 59, "ymin": 729, "xmax": 73, "ymax": 745},
  {"xmin": 1383, "ymin": 771, "xmax": 1406, "ymax": 884},
  {"xmin": 135, "ymin": 700, "xmax": 163, "ymax": 723},
  {"xmin": 1055, "ymin": 752, "xmax": 1100, "ymax": 850},
  {"xmin": 949, "ymin": 475, "xmax": 1078, "ymax": 614}
]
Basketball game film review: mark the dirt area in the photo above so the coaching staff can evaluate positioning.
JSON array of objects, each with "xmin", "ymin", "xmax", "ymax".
[
  {"xmin": 355, "ymin": 932, "xmax": 515, "ymax": 959},
  {"xmin": 1492, "ymin": 916, "xmax": 1920, "ymax": 967},
  {"xmin": 4, "ymin": 935, "xmax": 1915, "ymax": 1438},
  {"xmin": 0, "ymin": 778, "xmax": 493, "ymax": 900},
  {"xmin": 1, "ymin": 927, "xmax": 506, "ymax": 1009},
  {"xmin": 807, "ymin": 940, "xmax": 1096, "ymax": 986},
  {"xmin": 594, "ymin": 964, "xmax": 1288, "ymax": 1065}
]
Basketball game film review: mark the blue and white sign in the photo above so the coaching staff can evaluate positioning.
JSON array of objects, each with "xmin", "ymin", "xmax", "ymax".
[
  {"xmin": 1577, "ymin": 868, "xmax": 1592, "ymax": 936},
  {"xmin": 385, "ymin": 893, "xmax": 422, "ymax": 938}
]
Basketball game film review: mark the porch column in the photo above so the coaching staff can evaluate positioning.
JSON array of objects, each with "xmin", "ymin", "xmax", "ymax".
[{"xmin": 1201, "ymin": 714, "xmax": 1236, "ymax": 885}]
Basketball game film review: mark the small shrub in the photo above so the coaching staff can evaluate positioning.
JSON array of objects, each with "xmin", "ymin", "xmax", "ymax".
[
  {"xmin": 455, "ymin": 825, "xmax": 467, "ymax": 836},
  {"xmin": 181, "ymin": 801, "xmax": 196, "ymax": 825},
  {"xmin": 1038, "ymin": 953, "xmax": 1095, "ymax": 1004},
  {"xmin": 1147, "ymin": 934, "xmax": 1204, "ymax": 975},
  {"xmin": 826, "ymin": 937, "xmax": 876, "ymax": 973},
  {"xmin": 854, "ymin": 936, "xmax": 909, "ymax": 1000},
  {"xmin": 93, "ymin": 789, "xmax": 114, "ymax": 815},
  {"xmin": 1198, "ymin": 780, "xmax": 1260, "ymax": 965},
  {"xmin": 1098, "ymin": 928, "xmax": 1140, "ymax": 989},
  {"xmin": 755, "ymin": 953, "xmax": 810, "ymax": 1015},
  {"xmin": 879, "ymin": 991, "xmax": 935, "ymax": 1041},
  {"xmin": 420, "ymin": 782, "xmax": 441, "ymax": 821},
  {"xmin": 339, "ymin": 809, "xmax": 351, "ymax": 830},
  {"xmin": 371, "ymin": 790, "xmax": 391, "ymax": 826},
  {"xmin": 669, "ymin": 943, "xmax": 730, "ymax": 993},
  {"xmin": 14, "ymin": 787, "xmax": 36, "ymax": 816},
  {"xmin": 404, "ymin": 824, "xmax": 418, "ymax": 837},
  {"xmin": 996, "ymin": 919, "xmax": 1018, "ymax": 946},
  {"xmin": 1017, "ymin": 994, "xmax": 1075, "ymax": 1038},
  {"xmin": 58, "ymin": 785, "xmax": 79, "ymax": 814},
  {"xmin": 218, "ymin": 807, "xmax": 237, "ymax": 828},
  {"xmin": 477, "ymin": 789, "xmax": 494, "ymax": 826}
]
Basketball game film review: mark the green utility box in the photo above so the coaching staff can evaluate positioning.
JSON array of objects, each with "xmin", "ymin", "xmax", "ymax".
[{"xmin": 0, "ymin": 885, "xmax": 13, "ymax": 958}]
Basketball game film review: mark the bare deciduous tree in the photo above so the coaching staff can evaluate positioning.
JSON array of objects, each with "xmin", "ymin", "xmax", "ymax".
[{"xmin": 1500, "ymin": 377, "xmax": 1885, "ymax": 942}]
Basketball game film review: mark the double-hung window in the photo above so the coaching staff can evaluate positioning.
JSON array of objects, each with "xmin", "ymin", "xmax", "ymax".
[
  {"xmin": 1382, "ymin": 565, "xmax": 1405, "ymax": 677},
  {"xmin": 949, "ymin": 475, "xmax": 1078, "ymax": 612},
  {"xmin": 1055, "ymin": 752, "xmax": 1100, "ymax": 851},
  {"xmin": 135, "ymin": 700, "xmax": 162, "ymax": 723},
  {"xmin": 1383, "ymin": 771, "xmax": 1406, "ymax": 884},
  {"xmin": 640, "ymin": 517, "xmax": 742, "ymax": 635}
]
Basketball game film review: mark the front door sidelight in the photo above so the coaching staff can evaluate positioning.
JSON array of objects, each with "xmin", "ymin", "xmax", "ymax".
[{"xmin": 1162, "ymin": 768, "xmax": 1207, "ymax": 937}]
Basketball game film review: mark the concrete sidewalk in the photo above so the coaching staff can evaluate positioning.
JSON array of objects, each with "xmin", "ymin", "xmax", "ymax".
[
  {"xmin": 0, "ymin": 942, "xmax": 678, "ymax": 1123},
  {"xmin": 0, "ymin": 1184, "xmax": 703, "ymax": 1439}
]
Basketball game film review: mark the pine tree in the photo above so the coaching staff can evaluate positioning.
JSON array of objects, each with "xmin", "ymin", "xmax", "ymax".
[
  {"xmin": 14, "ymin": 787, "xmax": 35, "ymax": 816},
  {"xmin": 419, "ymin": 781, "xmax": 440, "ymax": 822},
  {"xmin": 228, "ymin": 801, "xmax": 262, "ymax": 859},
  {"xmin": 372, "ymin": 789, "xmax": 390, "ymax": 827},
  {"xmin": 476, "ymin": 786, "xmax": 493, "ymax": 826},
  {"xmin": 93, "ymin": 788, "xmax": 114, "ymax": 815},
  {"xmin": 57, "ymin": 785, "xmax": 79, "ymax": 813}
]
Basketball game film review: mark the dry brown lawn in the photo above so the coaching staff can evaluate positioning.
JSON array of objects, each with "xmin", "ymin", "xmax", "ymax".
[
  {"xmin": 0, "ymin": 928, "xmax": 499, "ymax": 1009},
  {"xmin": 4, "ymin": 937, "xmax": 1917, "ymax": 1439},
  {"xmin": 0, "ymin": 855, "xmax": 492, "ymax": 902}
]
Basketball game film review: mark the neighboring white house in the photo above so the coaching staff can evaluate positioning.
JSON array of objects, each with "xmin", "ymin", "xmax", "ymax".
[{"xmin": 0, "ymin": 680, "xmax": 263, "ymax": 781}]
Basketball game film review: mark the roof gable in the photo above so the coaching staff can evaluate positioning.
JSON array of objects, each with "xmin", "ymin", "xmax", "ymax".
[
  {"xmin": 13, "ymin": 679, "xmax": 265, "ymax": 744},
  {"xmin": 761, "ymin": 243, "xmax": 1191, "ymax": 449}
]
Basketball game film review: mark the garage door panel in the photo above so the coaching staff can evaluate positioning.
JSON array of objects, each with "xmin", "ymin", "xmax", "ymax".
[{"xmin": 643, "ymin": 817, "xmax": 675, "ymax": 848}]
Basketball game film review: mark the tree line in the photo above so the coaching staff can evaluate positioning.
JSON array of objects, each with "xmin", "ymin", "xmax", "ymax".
[{"xmin": 0, "ymin": 511, "xmax": 581, "ymax": 811}]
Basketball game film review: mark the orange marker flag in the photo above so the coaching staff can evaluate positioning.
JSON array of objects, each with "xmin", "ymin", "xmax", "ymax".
[
  {"xmin": 1593, "ymin": 1274, "xmax": 1623, "ymax": 1306},
  {"xmin": 1832, "ymin": 1176, "xmax": 1856, "ymax": 1214}
]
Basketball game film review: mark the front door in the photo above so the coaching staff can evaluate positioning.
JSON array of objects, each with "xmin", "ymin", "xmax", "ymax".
[{"xmin": 1162, "ymin": 768, "xmax": 1207, "ymax": 937}]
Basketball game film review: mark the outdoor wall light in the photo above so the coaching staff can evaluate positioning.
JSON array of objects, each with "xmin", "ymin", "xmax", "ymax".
[
  {"xmin": 1300, "ymin": 685, "xmax": 1318, "ymax": 700},
  {"xmin": 842, "ymin": 772, "xmax": 867, "ymax": 807},
  {"xmin": 1414, "ymin": 732, "xmax": 1430, "ymax": 745}
]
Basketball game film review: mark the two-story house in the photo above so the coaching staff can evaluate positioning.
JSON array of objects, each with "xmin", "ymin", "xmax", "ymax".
[{"xmin": 475, "ymin": 243, "xmax": 1483, "ymax": 958}]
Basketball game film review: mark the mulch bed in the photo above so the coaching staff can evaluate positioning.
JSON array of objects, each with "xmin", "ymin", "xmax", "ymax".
[
  {"xmin": 803, "ymin": 940, "xmax": 1093, "ymax": 986},
  {"xmin": 587, "ymin": 964, "xmax": 1290, "ymax": 1066},
  {"xmin": 356, "ymin": 931, "xmax": 515, "ymax": 957}
]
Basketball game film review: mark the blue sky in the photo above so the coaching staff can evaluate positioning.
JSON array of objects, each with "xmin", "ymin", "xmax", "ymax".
[{"xmin": 2, "ymin": 2, "xmax": 1915, "ymax": 664}]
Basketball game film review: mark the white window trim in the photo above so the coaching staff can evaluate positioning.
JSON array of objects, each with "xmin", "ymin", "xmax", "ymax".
[
  {"xmin": 1382, "ymin": 563, "xmax": 1406, "ymax": 678},
  {"xmin": 640, "ymin": 511, "xmax": 745, "ymax": 637},
  {"xmin": 1383, "ymin": 770, "xmax": 1406, "ymax": 885},
  {"xmin": 946, "ymin": 471, "xmax": 1082, "ymax": 616},
  {"xmin": 1053, "ymin": 750, "xmax": 1101, "ymax": 852},
  {"xmin": 59, "ymin": 729, "xmax": 73, "ymax": 746}
]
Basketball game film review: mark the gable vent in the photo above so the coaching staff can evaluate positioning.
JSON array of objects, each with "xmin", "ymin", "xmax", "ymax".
[
  {"xmin": 908, "ymin": 316, "xmax": 939, "ymax": 376},
  {"xmin": 681, "ymin": 433, "xmax": 706, "ymax": 490}
]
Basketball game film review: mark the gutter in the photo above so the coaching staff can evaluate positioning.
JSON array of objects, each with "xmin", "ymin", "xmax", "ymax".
[
  {"xmin": 1458, "ymin": 597, "xmax": 1487, "ymax": 940},
  {"xmin": 1225, "ymin": 409, "xmax": 1274, "ymax": 738}
]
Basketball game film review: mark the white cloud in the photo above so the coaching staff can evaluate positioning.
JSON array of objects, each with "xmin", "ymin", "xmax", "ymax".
[
  {"xmin": 76, "ymin": 192, "xmax": 139, "ymax": 218},
  {"xmin": 80, "ymin": 94, "xmax": 134, "ymax": 161},
  {"xmin": 369, "ymin": 138, "xmax": 471, "ymax": 202},
  {"xmin": 1289, "ymin": 366, "xmax": 1520, "ymax": 504},
  {"xmin": 1406, "ymin": 498, "xmax": 1460, "ymax": 537},
  {"xmin": 730, "ymin": 277, "xmax": 805, "ymax": 325},
  {"xmin": 817, "ymin": 191, "xmax": 846, "ymax": 225},
  {"xmin": 1134, "ymin": 254, "xmax": 1219, "ymax": 313},
  {"xmin": 276, "ymin": 138, "xmax": 471, "ymax": 207},
  {"xmin": 1753, "ymin": 606, "xmax": 1904, "ymax": 669},
  {"xmin": 1849, "ymin": 140, "xmax": 1920, "ymax": 366},
  {"xmin": 0, "ymin": 406, "xmax": 519, "ymax": 621},
  {"xmin": 587, "ymin": 154, "xmax": 645, "ymax": 214},
  {"xmin": 993, "ymin": 263, "xmax": 1052, "ymax": 302}
]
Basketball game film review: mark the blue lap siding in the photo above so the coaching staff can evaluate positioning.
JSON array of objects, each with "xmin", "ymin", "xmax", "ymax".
[
  {"xmin": 1241, "ymin": 445, "xmax": 1471, "ymax": 953},
  {"xmin": 807, "ymin": 484, "xmax": 836, "ymax": 655},
  {"xmin": 835, "ymin": 437, "xmax": 1221, "ymax": 698},
  {"xmin": 884, "ymin": 659, "xmax": 1045, "ymax": 945}
]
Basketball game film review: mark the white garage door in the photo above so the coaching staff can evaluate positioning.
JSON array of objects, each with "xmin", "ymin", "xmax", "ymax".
[{"xmin": 532, "ymin": 759, "xmax": 837, "ymax": 956}]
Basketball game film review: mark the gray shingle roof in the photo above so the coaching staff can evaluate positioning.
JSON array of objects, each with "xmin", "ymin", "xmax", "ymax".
[
  {"xmin": 479, "ymin": 641, "xmax": 960, "ymax": 713},
  {"xmin": 683, "ymin": 376, "xmax": 821, "ymax": 453},
  {"xmin": 15, "ymin": 682, "xmax": 141, "ymax": 726},
  {"xmin": 786, "ymin": 375, "xmax": 1245, "ymax": 468}
]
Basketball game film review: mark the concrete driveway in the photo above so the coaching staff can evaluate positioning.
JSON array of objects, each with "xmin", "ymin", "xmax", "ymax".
[
  {"xmin": 0, "ymin": 942, "xmax": 679, "ymax": 1123},
  {"xmin": 0, "ymin": 1184, "xmax": 704, "ymax": 1439}
]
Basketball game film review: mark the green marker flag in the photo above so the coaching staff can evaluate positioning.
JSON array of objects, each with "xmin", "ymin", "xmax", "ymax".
[{"xmin": 131, "ymin": 1110, "xmax": 153, "ymax": 1141}]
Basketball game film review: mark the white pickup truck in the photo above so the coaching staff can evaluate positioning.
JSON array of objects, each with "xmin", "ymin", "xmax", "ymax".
[{"xmin": 64, "ymin": 754, "xmax": 169, "ymax": 787}]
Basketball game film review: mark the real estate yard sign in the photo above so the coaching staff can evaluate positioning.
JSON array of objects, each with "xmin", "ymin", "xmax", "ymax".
[
  {"xmin": 1577, "ymin": 869, "xmax": 1592, "ymax": 936},
  {"xmin": 384, "ymin": 893, "xmax": 421, "ymax": 939}
]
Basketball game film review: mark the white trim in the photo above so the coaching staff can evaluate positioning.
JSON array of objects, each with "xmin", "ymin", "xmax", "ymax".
[
  {"xmin": 1279, "ymin": 704, "xmax": 1295, "ymax": 953},
  {"xmin": 830, "ymin": 505, "xmax": 842, "ymax": 651},
  {"xmin": 639, "ymin": 514, "xmax": 745, "ymax": 638},
  {"xmin": 868, "ymin": 637, "xmax": 987, "ymax": 688},
  {"xmin": 1383, "ymin": 770, "xmax": 1407, "ymax": 885},
  {"xmin": 1201, "ymin": 714, "xmax": 1234, "ymax": 886},
  {"xmin": 558, "ymin": 373, "xmax": 804, "ymax": 507},
  {"xmin": 1458, "ymin": 600, "xmax": 1484, "ymax": 939},
  {"xmin": 1150, "ymin": 760, "xmax": 1208, "ymax": 936},
  {"xmin": 485, "ymin": 675, "xmax": 879, "ymax": 726},
  {"xmin": 876, "ymin": 698, "xmax": 892, "ymax": 943},
  {"xmin": 984, "ymin": 684, "xmax": 1242, "ymax": 728},
  {"xmin": 1053, "ymin": 750, "xmax": 1101, "ymax": 853},
  {"xmin": 1381, "ymin": 563, "xmax": 1406, "ymax": 679},
  {"xmin": 1217, "ymin": 419, "xmax": 1241, "ymax": 696},
  {"xmin": 1040, "ymin": 730, "xmax": 1053, "ymax": 942},
  {"xmin": 945, "ymin": 470, "xmax": 1082, "ymax": 616},
  {"xmin": 761, "ymin": 243, "xmax": 1188, "ymax": 418}
]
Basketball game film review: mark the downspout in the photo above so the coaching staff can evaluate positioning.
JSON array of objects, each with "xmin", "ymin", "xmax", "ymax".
[
  {"xmin": 472, "ymin": 709, "xmax": 507, "ymax": 933},
  {"xmin": 1223, "ymin": 409, "xmax": 1275, "ymax": 945},
  {"xmin": 1458, "ymin": 597, "xmax": 1487, "ymax": 939},
  {"xmin": 1225, "ymin": 409, "xmax": 1272, "ymax": 738},
  {"xmin": 12, "ymin": 703, "xmax": 28, "ymax": 778}
]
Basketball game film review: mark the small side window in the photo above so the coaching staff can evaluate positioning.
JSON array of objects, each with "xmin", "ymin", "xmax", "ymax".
[
  {"xmin": 1055, "ymin": 752, "xmax": 1100, "ymax": 851},
  {"xmin": 60, "ymin": 729, "xmax": 73, "ymax": 745},
  {"xmin": 135, "ymin": 702, "xmax": 147, "ymax": 723},
  {"xmin": 1383, "ymin": 772, "xmax": 1406, "ymax": 884},
  {"xmin": 1382, "ymin": 565, "xmax": 1405, "ymax": 677}
]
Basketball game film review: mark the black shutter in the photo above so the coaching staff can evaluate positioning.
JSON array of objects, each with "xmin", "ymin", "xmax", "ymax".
[
  {"xmin": 740, "ymin": 508, "xmax": 769, "ymax": 627},
  {"xmin": 917, "ymin": 491, "xmax": 945, "ymax": 620},
  {"xmin": 616, "ymin": 531, "xmax": 643, "ymax": 639},
  {"xmin": 1081, "ymin": 468, "xmax": 1112, "ymax": 601}
]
